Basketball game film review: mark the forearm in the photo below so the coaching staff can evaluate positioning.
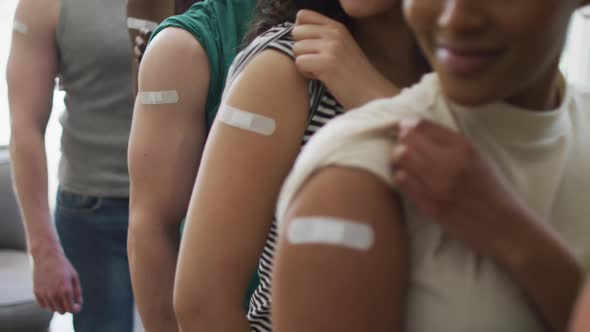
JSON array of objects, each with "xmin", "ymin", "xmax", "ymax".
[
  {"xmin": 336, "ymin": 68, "xmax": 399, "ymax": 110},
  {"xmin": 9, "ymin": 128, "xmax": 60, "ymax": 256},
  {"xmin": 500, "ymin": 212, "xmax": 583, "ymax": 332},
  {"xmin": 176, "ymin": 307, "xmax": 251, "ymax": 332},
  {"xmin": 128, "ymin": 214, "xmax": 181, "ymax": 332}
]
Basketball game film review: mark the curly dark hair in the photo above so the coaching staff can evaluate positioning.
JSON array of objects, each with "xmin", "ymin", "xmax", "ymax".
[
  {"xmin": 175, "ymin": 0, "xmax": 203, "ymax": 15},
  {"xmin": 243, "ymin": 0, "xmax": 430, "ymax": 70},
  {"xmin": 244, "ymin": 0, "xmax": 355, "ymax": 44},
  {"xmin": 243, "ymin": 0, "xmax": 297, "ymax": 44}
]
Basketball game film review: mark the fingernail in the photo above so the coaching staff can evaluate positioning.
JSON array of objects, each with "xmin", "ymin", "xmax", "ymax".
[
  {"xmin": 392, "ymin": 145, "xmax": 406, "ymax": 162},
  {"xmin": 399, "ymin": 117, "xmax": 420, "ymax": 129}
]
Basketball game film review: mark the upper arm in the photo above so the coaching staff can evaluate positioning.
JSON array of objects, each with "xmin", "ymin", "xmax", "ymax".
[
  {"xmin": 175, "ymin": 50, "xmax": 310, "ymax": 301},
  {"xmin": 128, "ymin": 27, "xmax": 210, "ymax": 225},
  {"xmin": 273, "ymin": 166, "xmax": 408, "ymax": 332},
  {"xmin": 571, "ymin": 279, "xmax": 590, "ymax": 332},
  {"xmin": 7, "ymin": 0, "xmax": 59, "ymax": 134}
]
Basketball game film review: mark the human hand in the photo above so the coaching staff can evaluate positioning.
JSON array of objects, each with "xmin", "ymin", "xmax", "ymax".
[
  {"xmin": 134, "ymin": 27, "xmax": 153, "ymax": 64},
  {"xmin": 32, "ymin": 247, "xmax": 83, "ymax": 314},
  {"xmin": 390, "ymin": 118, "xmax": 538, "ymax": 259},
  {"xmin": 292, "ymin": 10, "xmax": 397, "ymax": 109}
]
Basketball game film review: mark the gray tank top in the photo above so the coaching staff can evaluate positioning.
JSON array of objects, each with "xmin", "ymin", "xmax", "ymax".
[{"xmin": 56, "ymin": 0, "xmax": 134, "ymax": 197}]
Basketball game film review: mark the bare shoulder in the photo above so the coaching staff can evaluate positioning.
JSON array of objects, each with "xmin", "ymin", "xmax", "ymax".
[
  {"xmin": 139, "ymin": 27, "xmax": 210, "ymax": 94},
  {"xmin": 223, "ymin": 49, "xmax": 309, "ymax": 118},
  {"xmin": 140, "ymin": 27, "xmax": 209, "ymax": 78},
  {"xmin": 14, "ymin": 0, "xmax": 60, "ymax": 36}
]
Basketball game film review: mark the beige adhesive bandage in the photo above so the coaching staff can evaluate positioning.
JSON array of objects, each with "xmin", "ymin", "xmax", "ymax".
[
  {"xmin": 13, "ymin": 20, "xmax": 28, "ymax": 34},
  {"xmin": 287, "ymin": 217, "xmax": 374, "ymax": 251},
  {"xmin": 218, "ymin": 105, "xmax": 276, "ymax": 136},
  {"xmin": 139, "ymin": 91, "xmax": 179, "ymax": 105},
  {"xmin": 127, "ymin": 17, "xmax": 159, "ymax": 31}
]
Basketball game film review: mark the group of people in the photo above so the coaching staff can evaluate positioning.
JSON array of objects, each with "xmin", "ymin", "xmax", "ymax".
[{"xmin": 6, "ymin": 0, "xmax": 590, "ymax": 331}]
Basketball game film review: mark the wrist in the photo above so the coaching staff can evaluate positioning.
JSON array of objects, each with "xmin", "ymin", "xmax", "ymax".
[
  {"xmin": 493, "ymin": 206, "xmax": 583, "ymax": 280},
  {"xmin": 487, "ymin": 203, "xmax": 542, "ymax": 269},
  {"xmin": 30, "ymin": 235, "xmax": 63, "ymax": 259}
]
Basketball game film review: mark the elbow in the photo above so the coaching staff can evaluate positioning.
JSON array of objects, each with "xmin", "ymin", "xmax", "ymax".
[
  {"xmin": 172, "ymin": 287, "xmax": 191, "ymax": 329},
  {"xmin": 126, "ymin": 210, "xmax": 177, "ymax": 264},
  {"xmin": 173, "ymin": 278, "xmax": 217, "ymax": 331},
  {"xmin": 173, "ymin": 279, "xmax": 245, "ymax": 331},
  {"xmin": 173, "ymin": 285, "xmax": 205, "ymax": 331}
]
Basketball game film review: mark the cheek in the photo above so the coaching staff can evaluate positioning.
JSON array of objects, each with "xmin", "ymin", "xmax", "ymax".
[{"xmin": 402, "ymin": 0, "xmax": 438, "ymax": 57}]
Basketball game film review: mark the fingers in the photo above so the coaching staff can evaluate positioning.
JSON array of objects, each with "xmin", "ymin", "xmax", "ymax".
[
  {"xmin": 294, "ymin": 53, "xmax": 333, "ymax": 80},
  {"xmin": 397, "ymin": 118, "xmax": 459, "ymax": 147},
  {"xmin": 394, "ymin": 169, "xmax": 440, "ymax": 218},
  {"xmin": 34, "ymin": 289, "xmax": 48, "ymax": 309},
  {"xmin": 134, "ymin": 34, "xmax": 147, "ymax": 63},
  {"xmin": 71, "ymin": 274, "xmax": 83, "ymax": 313},
  {"xmin": 47, "ymin": 292, "xmax": 65, "ymax": 314},
  {"xmin": 139, "ymin": 27, "xmax": 152, "ymax": 39},
  {"xmin": 293, "ymin": 39, "xmax": 324, "ymax": 57},
  {"xmin": 292, "ymin": 24, "xmax": 325, "ymax": 41},
  {"xmin": 59, "ymin": 283, "xmax": 75, "ymax": 314},
  {"xmin": 295, "ymin": 9, "xmax": 339, "ymax": 26}
]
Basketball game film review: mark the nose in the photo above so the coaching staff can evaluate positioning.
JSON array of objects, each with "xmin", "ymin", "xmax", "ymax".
[{"xmin": 438, "ymin": 0, "xmax": 487, "ymax": 33}]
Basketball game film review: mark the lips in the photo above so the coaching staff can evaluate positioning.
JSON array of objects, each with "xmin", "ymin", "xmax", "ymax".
[{"xmin": 435, "ymin": 45, "xmax": 504, "ymax": 76}]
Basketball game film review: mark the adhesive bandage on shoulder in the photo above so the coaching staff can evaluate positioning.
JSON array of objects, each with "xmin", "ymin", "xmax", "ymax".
[
  {"xmin": 13, "ymin": 19, "xmax": 28, "ymax": 35},
  {"xmin": 139, "ymin": 90, "xmax": 179, "ymax": 105},
  {"xmin": 218, "ymin": 104, "xmax": 276, "ymax": 136},
  {"xmin": 287, "ymin": 217, "xmax": 374, "ymax": 251},
  {"xmin": 127, "ymin": 17, "xmax": 159, "ymax": 31}
]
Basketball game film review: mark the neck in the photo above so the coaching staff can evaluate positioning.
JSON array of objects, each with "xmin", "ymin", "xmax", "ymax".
[
  {"xmin": 351, "ymin": 7, "xmax": 427, "ymax": 89},
  {"xmin": 506, "ymin": 62, "xmax": 564, "ymax": 111}
]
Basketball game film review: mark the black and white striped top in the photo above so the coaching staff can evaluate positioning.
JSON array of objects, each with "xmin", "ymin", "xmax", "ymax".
[{"xmin": 225, "ymin": 23, "xmax": 346, "ymax": 332}]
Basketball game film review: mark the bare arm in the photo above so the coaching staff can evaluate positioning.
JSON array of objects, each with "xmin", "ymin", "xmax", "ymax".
[
  {"xmin": 389, "ymin": 118, "xmax": 583, "ymax": 332},
  {"xmin": 273, "ymin": 167, "xmax": 408, "ymax": 332},
  {"xmin": 570, "ymin": 278, "xmax": 590, "ymax": 332},
  {"xmin": 173, "ymin": 50, "xmax": 310, "ymax": 332},
  {"xmin": 127, "ymin": 28, "xmax": 209, "ymax": 332},
  {"xmin": 499, "ymin": 218, "xmax": 584, "ymax": 332},
  {"xmin": 7, "ymin": 0, "xmax": 82, "ymax": 315}
]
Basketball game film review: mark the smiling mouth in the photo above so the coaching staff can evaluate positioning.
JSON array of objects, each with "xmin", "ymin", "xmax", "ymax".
[{"xmin": 435, "ymin": 45, "xmax": 504, "ymax": 76}]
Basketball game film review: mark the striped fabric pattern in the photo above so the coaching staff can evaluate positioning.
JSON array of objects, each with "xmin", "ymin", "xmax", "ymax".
[{"xmin": 224, "ymin": 23, "xmax": 346, "ymax": 332}]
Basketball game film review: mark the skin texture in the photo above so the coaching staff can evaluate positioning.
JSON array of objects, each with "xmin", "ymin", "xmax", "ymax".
[
  {"xmin": 390, "ymin": 118, "xmax": 583, "ymax": 331},
  {"xmin": 173, "ymin": 1, "xmax": 424, "ymax": 331},
  {"xmin": 7, "ymin": 0, "xmax": 83, "ymax": 315},
  {"xmin": 400, "ymin": 1, "xmax": 590, "ymax": 329},
  {"xmin": 127, "ymin": 27, "xmax": 209, "ymax": 332},
  {"xmin": 403, "ymin": 0, "xmax": 581, "ymax": 109},
  {"xmin": 570, "ymin": 279, "xmax": 590, "ymax": 332},
  {"xmin": 273, "ymin": 167, "xmax": 408, "ymax": 332},
  {"xmin": 174, "ymin": 49, "xmax": 311, "ymax": 332},
  {"xmin": 292, "ymin": 10, "xmax": 403, "ymax": 109},
  {"xmin": 276, "ymin": 1, "xmax": 588, "ymax": 332}
]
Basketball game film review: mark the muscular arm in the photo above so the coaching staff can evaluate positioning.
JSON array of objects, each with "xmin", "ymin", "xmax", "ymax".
[
  {"xmin": 273, "ymin": 167, "xmax": 408, "ymax": 332},
  {"xmin": 7, "ymin": 0, "xmax": 81, "ymax": 315},
  {"xmin": 173, "ymin": 50, "xmax": 310, "ymax": 332},
  {"xmin": 127, "ymin": 28, "xmax": 209, "ymax": 332},
  {"xmin": 8, "ymin": 0, "xmax": 58, "ymax": 256}
]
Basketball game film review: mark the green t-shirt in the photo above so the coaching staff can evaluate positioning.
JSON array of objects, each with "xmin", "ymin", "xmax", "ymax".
[
  {"xmin": 150, "ymin": 0, "xmax": 258, "ymax": 310},
  {"xmin": 150, "ymin": 0, "xmax": 256, "ymax": 128}
]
